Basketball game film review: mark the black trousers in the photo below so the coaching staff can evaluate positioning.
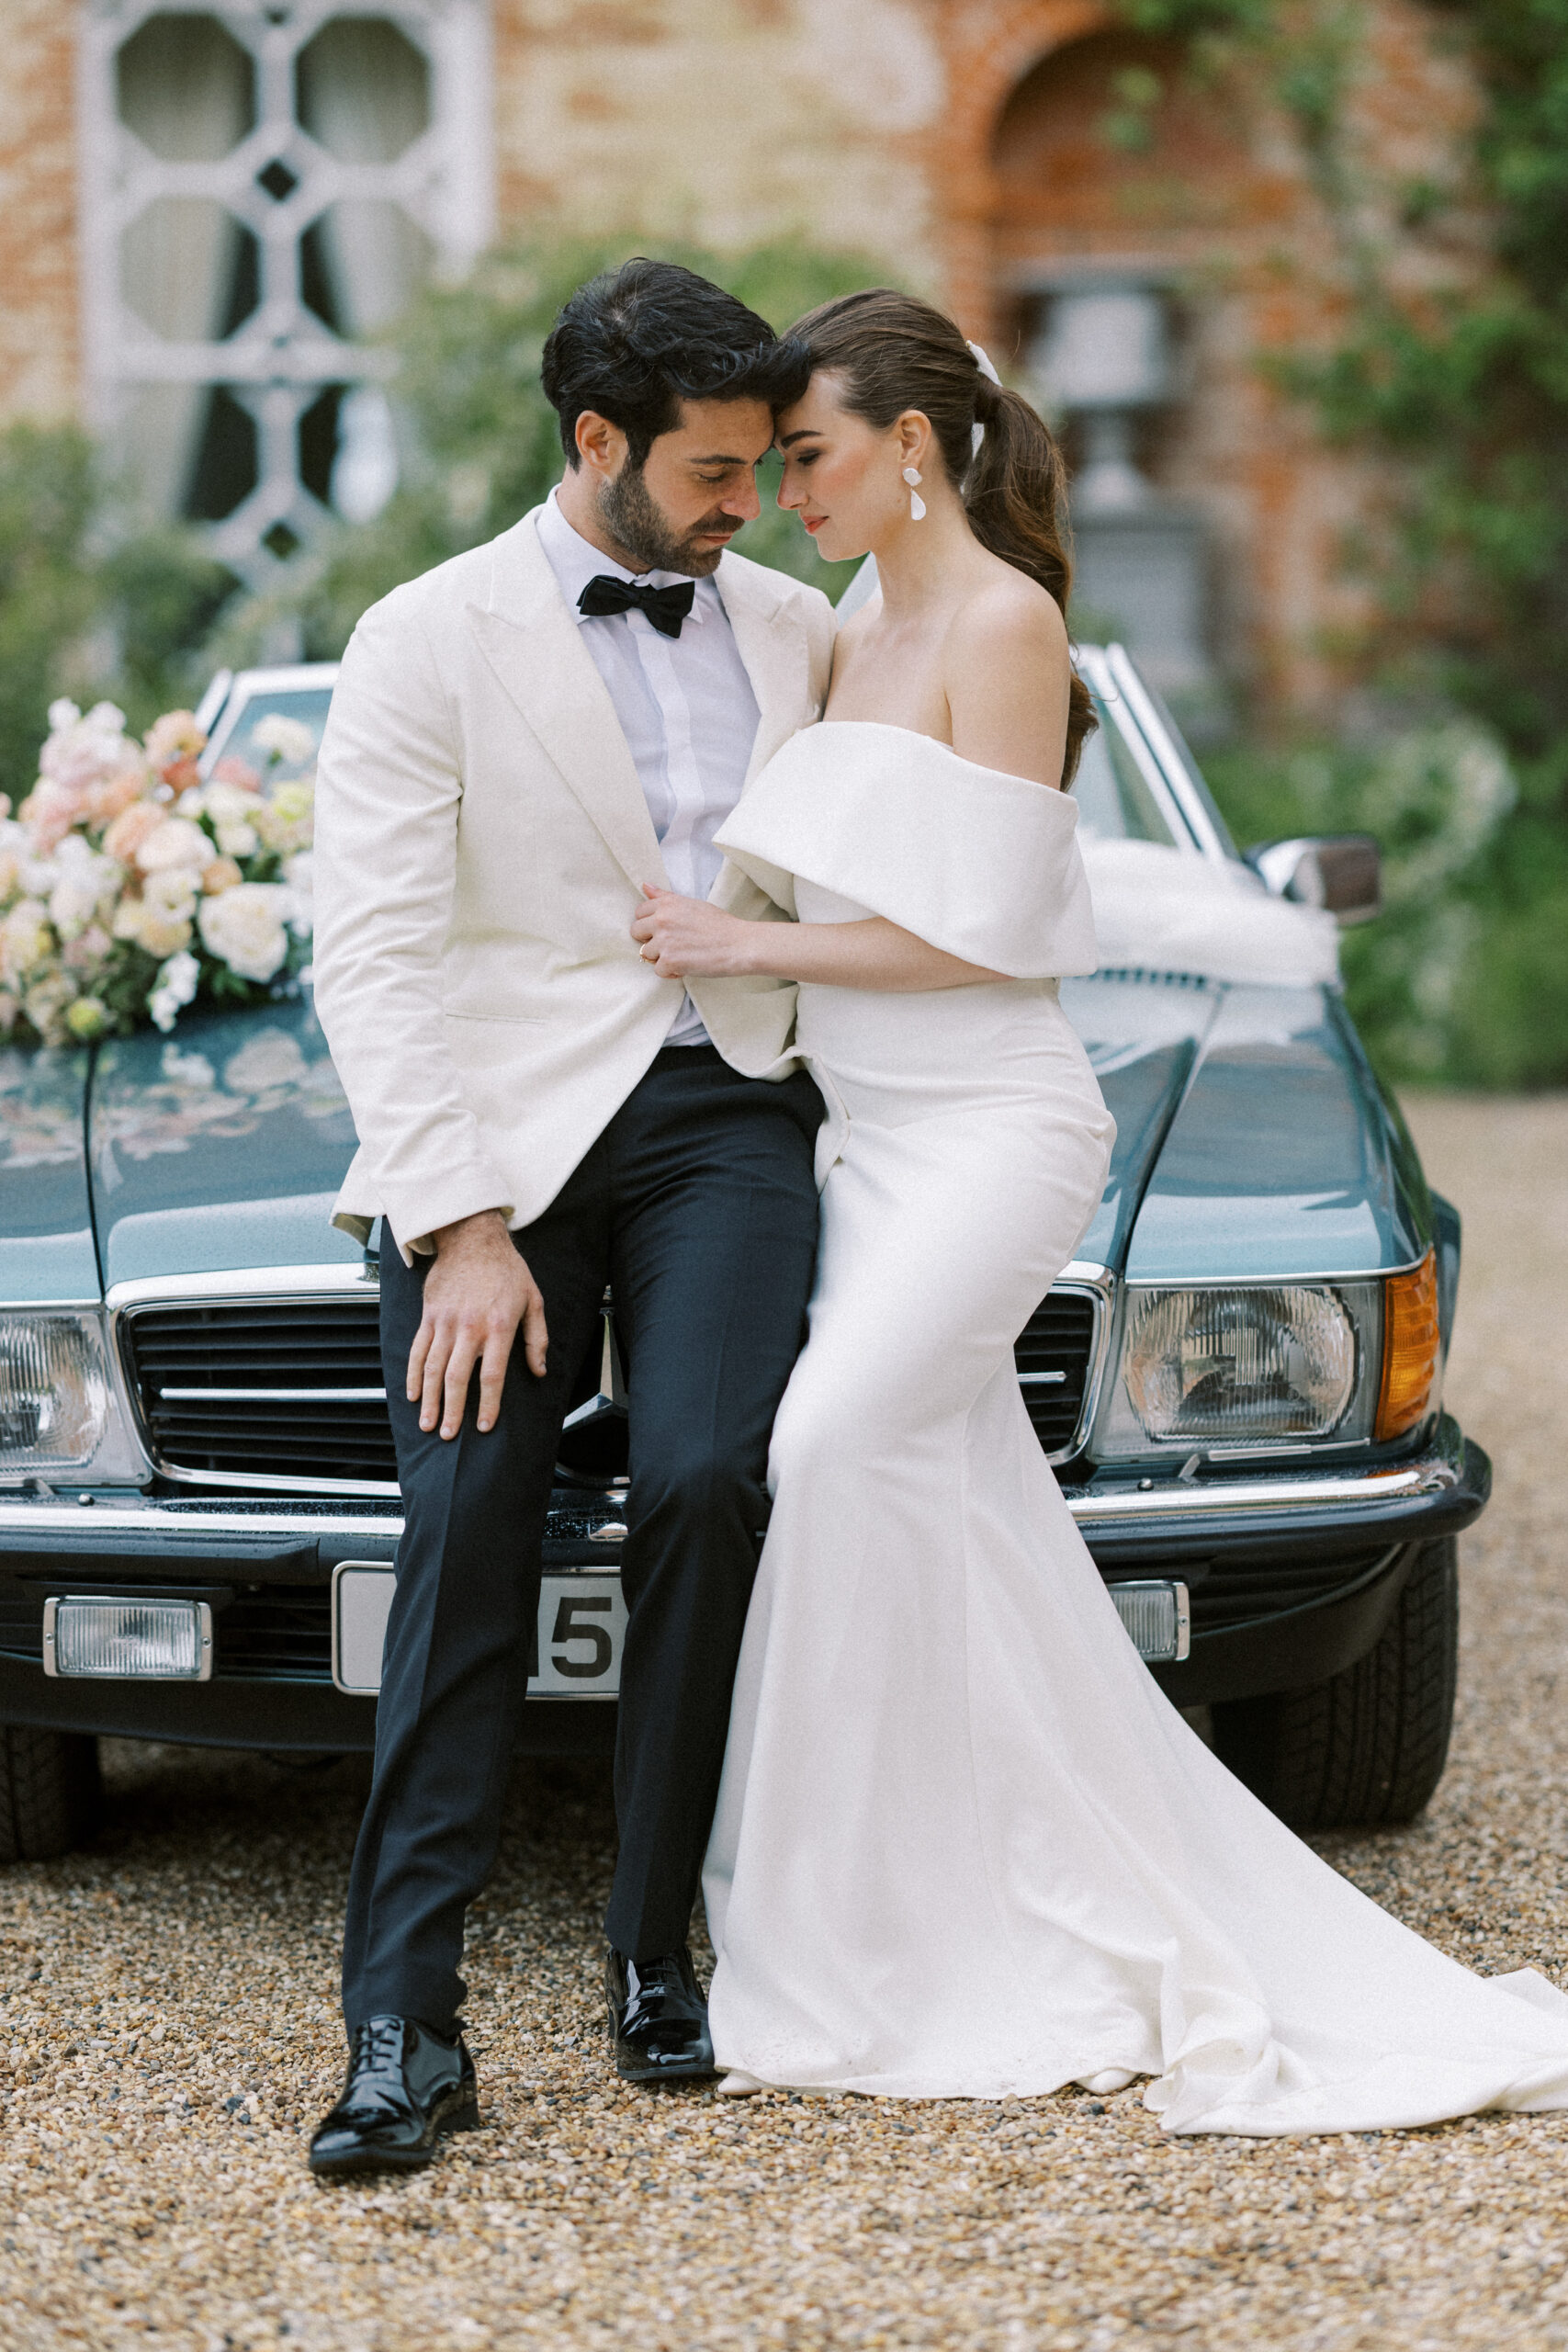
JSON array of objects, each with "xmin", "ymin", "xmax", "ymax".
[{"xmin": 341, "ymin": 1046, "xmax": 823, "ymax": 2034}]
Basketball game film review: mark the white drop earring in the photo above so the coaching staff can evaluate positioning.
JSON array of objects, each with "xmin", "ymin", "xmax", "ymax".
[{"xmin": 902, "ymin": 464, "xmax": 926, "ymax": 521}]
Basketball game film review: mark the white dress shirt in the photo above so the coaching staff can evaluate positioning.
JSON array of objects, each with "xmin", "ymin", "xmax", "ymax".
[{"xmin": 536, "ymin": 488, "xmax": 761, "ymax": 1046}]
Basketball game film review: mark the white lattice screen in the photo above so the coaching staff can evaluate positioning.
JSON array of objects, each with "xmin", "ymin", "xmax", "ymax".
[{"xmin": 79, "ymin": 1, "xmax": 494, "ymax": 592}]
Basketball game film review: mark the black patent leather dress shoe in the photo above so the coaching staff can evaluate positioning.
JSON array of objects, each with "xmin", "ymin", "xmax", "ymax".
[
  {"xmin": 309, "ymin": 2015, "xmax": 479, "ymax": 2177},
  {"xmin": 605, "ymin": 1946, "xmax": 716, "ymax": 2083}
]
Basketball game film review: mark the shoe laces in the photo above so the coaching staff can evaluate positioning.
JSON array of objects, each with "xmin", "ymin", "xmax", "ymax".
[{"xmin": 350, "ymin": 2015, "xmax": 408, "ymax": 2076}]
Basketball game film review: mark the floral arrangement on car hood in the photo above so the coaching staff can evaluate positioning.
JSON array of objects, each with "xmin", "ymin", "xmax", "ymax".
[{"xmin": 0, "ymin": 701, "xmax": 315, "ymax": 1047}]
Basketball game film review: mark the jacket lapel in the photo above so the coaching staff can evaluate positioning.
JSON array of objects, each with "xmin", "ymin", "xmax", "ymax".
[
  {"xmin": 716, "ymin": 556, "xmax": 811, "ymax": 788},
  {"xmin": 463, "ymin": 511, "xmax": 667, "ymax": 892},
  {"xmin": 708, "ymin": 555, "xmax": 812, "ymax": 913}
]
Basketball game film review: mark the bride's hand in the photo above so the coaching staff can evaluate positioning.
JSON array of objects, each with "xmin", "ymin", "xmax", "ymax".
[{"xmin": 631, "ymin": 886, "xmax": 760, "ymax": 978}]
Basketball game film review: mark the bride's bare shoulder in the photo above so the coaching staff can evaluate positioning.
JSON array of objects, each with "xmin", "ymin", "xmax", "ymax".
[
  {"xmin": 944, "ymin": 565, "xmax": 1069, "ymax": 676},
  {"xmin": 942, "ymin": 567, "xmax": 1072, "ymax": 784}
]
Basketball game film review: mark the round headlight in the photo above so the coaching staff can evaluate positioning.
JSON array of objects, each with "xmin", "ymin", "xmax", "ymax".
[
  {"xmin": 0, "ymin": 1316, "xmax": 110, "ymax": 1471},
  {"xmin": 1122, "ymin": 1285, "xmax": 1357, "ymax": 1443}
]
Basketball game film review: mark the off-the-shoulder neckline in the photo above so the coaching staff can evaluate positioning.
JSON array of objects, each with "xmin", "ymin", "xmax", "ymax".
[{"xmin": 804, "ymin": 718, "xmax": 1064, "ymax": 796}]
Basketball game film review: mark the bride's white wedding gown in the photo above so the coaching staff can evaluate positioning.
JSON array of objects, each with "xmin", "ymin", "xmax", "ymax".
[{"xmin": 701, "ymin": 718, "xmax": 1568, "ymax": 2135}]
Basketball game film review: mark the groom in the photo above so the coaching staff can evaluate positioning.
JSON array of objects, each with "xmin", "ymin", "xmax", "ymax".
[{"xmin": 307, "ymin": 260, "xmax": 833, "ymax": 2175}]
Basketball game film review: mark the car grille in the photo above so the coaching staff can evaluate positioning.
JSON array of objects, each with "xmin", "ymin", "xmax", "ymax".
[
  {"xmin": 218, "ymin": 1589, "xmax": 333, "ymax": 1680},
  {"xmin": 1014, "ymin": 1289, "xmax": 1100, "ymax": 1460},
  {"xmin": 120, "ymin": 1299, "xmax": 396, "ymax": 1488},
  {"xmin": 1188, "ymin": 1545, "xmax": 1395, "ymax": 1635},
  {"xmin": 118, "ymin": 1283, "xmax": 1100, "ymax": 1492}
]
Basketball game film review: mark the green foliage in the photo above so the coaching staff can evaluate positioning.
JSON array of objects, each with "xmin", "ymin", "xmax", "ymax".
[
  {"xmin": 1205, "ymin": 728, "xmax": 1568, "ymax": 1087},
  {"xmin": 234, "ymin": 235, "xmax": 888, "ymax": 664},
  {"xmin": 0, "ymin": 427, "xmax": 100, "ymax": 802},
  {"xmin": 1118, "ymin": 0, "xmax": 1568, "ymax": 1083},
  {"xmin": 0, "ymin": 422, "xmax": 237, "ymax": 802}
]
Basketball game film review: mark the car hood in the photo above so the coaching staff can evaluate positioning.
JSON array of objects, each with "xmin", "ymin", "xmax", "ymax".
[
  {"xmin": 0, "ymin": 1046, "xmax": 101, "ymax": 1300},
  {"xmin": 88, "ymin": 993, "xmax": 364, "ymax": 1292},
  {"xmin": 1064, "ymin": 974, "xmax": 1430, "ymax": 1280},
  {"xmin": 14, "ymin": 975, "xmax": 1425, "ymax": 1302}
]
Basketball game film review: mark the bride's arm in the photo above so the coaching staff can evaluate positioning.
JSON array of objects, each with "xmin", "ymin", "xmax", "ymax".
[{"xmin": 631, "ymin": 890, "xmax": 1005, "ymax": 992}]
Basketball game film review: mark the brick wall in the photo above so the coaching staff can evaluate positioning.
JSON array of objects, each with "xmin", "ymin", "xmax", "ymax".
[
  {"xmin": 0, "ymin": 1, "xmax": 81, "ymax": 423},
  {"xmin": 0, "ymin": 0, "xmax": 1487, "ymax": 718},
  {"xmin": 491, "ymin": 0, "xmax": 946, "ymax": 284},
  {"xmin": 951, "ymin": 0, "xmax": 1487, "ymax": 713}
]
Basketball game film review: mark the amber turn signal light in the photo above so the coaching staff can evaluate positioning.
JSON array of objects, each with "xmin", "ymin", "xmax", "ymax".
[{"xmin": 1376, "ymin": 1248, "xmax": 1441, "ymax": 1442}]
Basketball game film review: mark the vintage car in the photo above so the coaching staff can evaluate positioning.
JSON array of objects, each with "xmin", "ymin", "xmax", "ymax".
[{"xmin": 0, "ymin": 644, "xmax": 1488, "ymax": 1863}]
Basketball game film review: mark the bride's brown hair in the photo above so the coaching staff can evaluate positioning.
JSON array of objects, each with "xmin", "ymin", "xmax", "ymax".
[{"xmin": 788, "ymin": 288, "xmax": 1096, "ymax": 786}]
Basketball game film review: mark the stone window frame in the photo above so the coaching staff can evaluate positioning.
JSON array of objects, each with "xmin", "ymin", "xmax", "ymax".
[{"xmin": 77, "ymin": 0, "xmax": 494, "ymax": 591}]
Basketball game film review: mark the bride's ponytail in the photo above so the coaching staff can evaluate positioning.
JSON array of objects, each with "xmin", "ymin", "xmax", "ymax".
[
  {"xmin": 963, "ymin": 379, "xmax": 1096, "ymax": 786},
  {"xmin": 789, "ymin": 288, "xmax": 1097, "ymax": 786}
]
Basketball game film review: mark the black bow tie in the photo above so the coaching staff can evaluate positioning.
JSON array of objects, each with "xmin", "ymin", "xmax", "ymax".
[{"xmin": 578, "ymin": 575, "xmax": 696, "ymax": 639}]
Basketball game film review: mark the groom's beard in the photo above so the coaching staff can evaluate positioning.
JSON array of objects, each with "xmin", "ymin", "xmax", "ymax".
[{"xmin": 598, "ymin": 463, "xmax": 739, "ymax": 578}]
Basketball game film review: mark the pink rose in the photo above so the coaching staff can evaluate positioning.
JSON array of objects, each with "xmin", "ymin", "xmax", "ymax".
[
  {"xmin": 62, "ymin": 924, "xmax": 111, "ymax": 972},
  {"xmin": 212, "ymin": 756, "xmax": 262, "ymax": 792},
  {"xmin": 85, "ymin": 766, "xmax": 151, "ymax": 827},
  {"xmin": 19, "ymin": 780, "xmax": 85, "ymax": 854},
  {"xmin": 103, "ymin": 801, "xmax": 168, "ymax": 865}
]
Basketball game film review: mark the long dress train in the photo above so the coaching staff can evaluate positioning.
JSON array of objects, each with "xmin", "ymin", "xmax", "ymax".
[{"xmin": 701, "ymin": 718, "xmax": 1568, "ymax": 2135}]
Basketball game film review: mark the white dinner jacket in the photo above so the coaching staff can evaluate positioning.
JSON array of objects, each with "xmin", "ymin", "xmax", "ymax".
[{"xmin": 311, "ymin": 505, "xmax": 836, "ymax": 1262}]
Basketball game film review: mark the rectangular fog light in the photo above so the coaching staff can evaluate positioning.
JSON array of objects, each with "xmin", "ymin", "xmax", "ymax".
[
  {"xmin": 43, "ymin": 1596, "xmax": 212, "ymax": 1681},
  {"xmin": 1109, "ymin": 1579, "xmax": 1190, "ymax": 1664}
]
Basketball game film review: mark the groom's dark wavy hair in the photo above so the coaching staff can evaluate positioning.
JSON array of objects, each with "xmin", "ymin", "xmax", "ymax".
[{"xmin": 542, "ymin": 259, "xmax": 810, "ymax": 470}]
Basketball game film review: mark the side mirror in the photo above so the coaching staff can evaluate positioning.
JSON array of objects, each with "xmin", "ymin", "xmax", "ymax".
[{"xmin": 1245, "ymin": 834, "xmax": 1382, "ymax": 926}]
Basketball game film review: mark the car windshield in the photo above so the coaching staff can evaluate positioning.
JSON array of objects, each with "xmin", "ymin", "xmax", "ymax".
[
  {"xmin": 205, "ymin": 684, "xmax": 332, "ymax": 779},
  {"xmin": 1070, "ymin": 700, "xmax": 1179, "ymax": 845}
]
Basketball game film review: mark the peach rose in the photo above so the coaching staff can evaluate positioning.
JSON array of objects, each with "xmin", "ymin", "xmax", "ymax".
[
  {"xmin": 136, "ymin": 910, "xmax": 195, "ymax": 960},
  {"xmin": 144, "ymin": 710, "xmax": 206, "ymax": 767},
  {"xmin": 201, "ymin": 856, "xmax": 244, "ymax": 895},
  {"xmin": 86, "ymin": 766, "xmax": 151, "ymax": 827},
  {"xmin": 103, "ymin": 802, "xmax": 168, "ymax": 865}
]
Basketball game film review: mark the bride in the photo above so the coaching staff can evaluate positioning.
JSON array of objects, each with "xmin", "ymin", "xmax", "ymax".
[{"xmin": 629, "ymin": 288, "xmax": 1568, "ymax": 2133}]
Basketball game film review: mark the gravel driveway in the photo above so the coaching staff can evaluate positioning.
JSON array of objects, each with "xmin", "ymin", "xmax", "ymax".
[{"xmin": 3, "ymin": 1091, "xmax": 1566, "ymax": 2352}]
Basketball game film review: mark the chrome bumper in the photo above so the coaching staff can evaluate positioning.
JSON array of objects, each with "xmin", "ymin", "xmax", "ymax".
[{"xmin": 0, "ymin": 1415, "xmax": 1484, "ymax": 1554}]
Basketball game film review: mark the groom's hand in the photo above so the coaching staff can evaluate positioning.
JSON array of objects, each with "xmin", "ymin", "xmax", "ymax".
[{"xmin": 409, "ymin": 1209, "xmax": 547, "ymax": 1441}]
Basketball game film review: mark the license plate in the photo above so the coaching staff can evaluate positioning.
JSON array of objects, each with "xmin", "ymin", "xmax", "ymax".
[{"xmin": 331, "ymin": 1562, "xmax": 627, "ymax": 1699}]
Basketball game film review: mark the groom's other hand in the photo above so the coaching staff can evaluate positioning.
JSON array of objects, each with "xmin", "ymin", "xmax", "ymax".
[{"xmin": 408, "ymin": 1210, "xmax": 548, "ymax": 1440}]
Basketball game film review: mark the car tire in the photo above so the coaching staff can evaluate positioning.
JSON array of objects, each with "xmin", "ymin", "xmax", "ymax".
[
  {"xmin": 1209, "ymin": 1537, "xmax": 1459, "ymax": 1830},
  {"xmin": 0, "ymin": 1725, "xmax": 104, "ymax": 1862}
]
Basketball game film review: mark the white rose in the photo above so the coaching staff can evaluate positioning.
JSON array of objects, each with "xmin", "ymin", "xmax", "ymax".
[
  {"xmin": 2, "ymin": 899, "xmax": 52, "ymax": 978},
  {"xmin": 216, "ymin": 819, "xmax": 259, "ymax": 859},
  {"xmin": 197, "ymin": 882, "xmax": 291, "ymax": 983},
  {"xmin": 251, "ymin": 713, "xmax": 318, "ymax": 766},
  {"xmin": 143, "ymin": 866, "xmax": 201, "ymax": 922},
  {"xmin": 48, "ymin": 842, "xmax": 119, "ymax": 939},
  {"xmin": 138, "ymin": 818, "xmax": 215, "ymax": 875},
  {"xmin": 149, "ymin": 949, "xmax": 200, "ymax": 1034},
  {"xmin": 48, "ymin": 874, "xmax": 102, "ymax": 938},
  {"xmin": 202, "ymin": 780, "xmax": 260, "ymax": 823}
]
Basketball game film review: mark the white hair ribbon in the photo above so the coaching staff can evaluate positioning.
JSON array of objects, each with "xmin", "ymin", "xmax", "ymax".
[{"xmin": 967, "ymin": 340, "xmax": 1001, "ymax": 461}]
